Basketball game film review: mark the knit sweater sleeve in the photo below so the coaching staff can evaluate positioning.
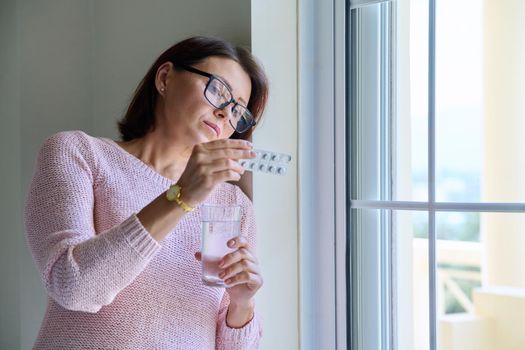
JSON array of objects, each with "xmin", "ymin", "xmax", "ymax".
[
  {"xmin": 24, "ymin": 132, "xmax": 162, "ymax": 313},
  {"xmin": 215, "ymin": 185, "xmax": 263, "ymax": 349}
]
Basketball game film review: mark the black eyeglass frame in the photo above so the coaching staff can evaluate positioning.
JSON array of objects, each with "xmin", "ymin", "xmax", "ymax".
[{"xmin": 173, "ymin": 63, "xmax": 257, "ymax": 134}]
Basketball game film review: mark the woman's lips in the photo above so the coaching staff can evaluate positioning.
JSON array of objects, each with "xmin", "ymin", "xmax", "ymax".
[{"xmin": 203, "ymin": 121, "xmax": 221, "ymax": 137}]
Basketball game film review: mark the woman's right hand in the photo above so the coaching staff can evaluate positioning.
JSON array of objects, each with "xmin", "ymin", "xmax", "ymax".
[{"xmin": 176, "ymin": 139, "xmax": 255, "ymax": 208}]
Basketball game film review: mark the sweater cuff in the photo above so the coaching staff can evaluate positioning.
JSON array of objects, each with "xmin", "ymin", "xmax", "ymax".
[
  {"xmin": 217, "ymin": 311, "xmax": 262, "ymax": 348},
  {"xmin": 120, "ymin": 214, "xmax": 162, "ymax": 260}
]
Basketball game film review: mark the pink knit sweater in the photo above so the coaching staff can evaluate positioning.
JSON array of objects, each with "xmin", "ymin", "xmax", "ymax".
[{"xmin": 24, "ymin": 131, "xmax": 261, "ymax": 350}]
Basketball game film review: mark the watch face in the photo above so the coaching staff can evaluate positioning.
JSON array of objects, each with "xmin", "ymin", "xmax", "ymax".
[{"xmin": 166, "ymin": 184, "xmax": 181, "ymax": 201}]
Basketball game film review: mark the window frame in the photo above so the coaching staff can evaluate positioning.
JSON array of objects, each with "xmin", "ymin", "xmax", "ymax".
[
  {"xmin": 298, "ymin": 0, "xmax": 347, "ymax": 348},
  {"xmin": 346, "ymin": 1, "xmax": 525, "ymax": 350},
  {"xmin": 347, "ymin": 2, "xmax": 394, "ymax": 349},
  {"xmin": 300, "ymin": 0, "xmax": 525, "ymax": 349}
]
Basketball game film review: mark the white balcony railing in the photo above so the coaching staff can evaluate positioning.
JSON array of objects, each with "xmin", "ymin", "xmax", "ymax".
[{"xmin": 413, "ymin": 238, "xmax": 482, "ymax": 315}]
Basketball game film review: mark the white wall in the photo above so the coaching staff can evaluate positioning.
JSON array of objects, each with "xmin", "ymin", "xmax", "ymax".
[
  {"xmin": 0, "ymin": 1, "xmax": 257, "ymax": 348},
  {"xmin": 252, "ymin": 0, "xmax": 300, "ymax": 349}
]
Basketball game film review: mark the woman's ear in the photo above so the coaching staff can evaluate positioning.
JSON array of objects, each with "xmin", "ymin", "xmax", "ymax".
[{"xmin": 155, "ymin": 62, "xmax": 172, "ymax": 96}]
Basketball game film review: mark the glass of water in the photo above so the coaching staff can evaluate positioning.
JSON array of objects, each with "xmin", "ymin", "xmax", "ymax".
[{"xmin": 200, "ymin": 205, "xmax": 242, "ymax": 287}]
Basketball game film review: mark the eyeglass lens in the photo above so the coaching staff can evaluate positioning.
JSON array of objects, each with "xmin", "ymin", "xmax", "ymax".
[{"xmin": 204, "ymin": 78, "xmax": 253, "ymax": 133}]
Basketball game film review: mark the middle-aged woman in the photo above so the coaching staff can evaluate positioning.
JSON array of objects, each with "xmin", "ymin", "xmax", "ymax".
[{"xmin": 25, "ymin": 36, "xmax": 268, "ymax": 349}]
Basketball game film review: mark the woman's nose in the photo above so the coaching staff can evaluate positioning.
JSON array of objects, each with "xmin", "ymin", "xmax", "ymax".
[{"xmin": 213, "ymin": 106, "xmax": 231, "ymax": 120}]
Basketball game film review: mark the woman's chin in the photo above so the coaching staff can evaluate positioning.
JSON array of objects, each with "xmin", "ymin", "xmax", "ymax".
[
  {"xmin": 198, "ymin": 127, "xmax": 220, "ymax": 142},
  {"xmin": 192, "ymin": 132, "xmax": 215, "ymax": 145}
]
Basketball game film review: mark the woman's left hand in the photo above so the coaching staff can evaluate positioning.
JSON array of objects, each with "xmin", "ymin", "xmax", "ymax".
[
  {"xmin": 217, "ymin": 236, "xmax": 263, "ymax": 303},
  {"xmin": 195, "ymin": 235, "xmax": 263, "ymax": 304}
]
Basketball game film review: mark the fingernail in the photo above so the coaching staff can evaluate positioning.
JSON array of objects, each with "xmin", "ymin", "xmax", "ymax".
[
  {"xmin": 228, "ymin": 239, "xmax": 235, "ymax": 247},
  {"xmin": 225, "ymin": 279, "xmax": 231, "ymax": 284},
  {"xmin": 218, "ymin": 260, "xmax": 225, "ymax": 267},
  {"xmin": 219, "ymin": 271, "xmax": 226, "ymax": 278},
  {"xmin": 249, "ymin": 150, "xmax": 256, "ymax": 156}
]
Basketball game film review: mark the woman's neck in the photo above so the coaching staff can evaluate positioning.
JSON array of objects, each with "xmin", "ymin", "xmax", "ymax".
[{"xmin": 117, "ymin": 131, "xmax": 193, "ymax": 182}]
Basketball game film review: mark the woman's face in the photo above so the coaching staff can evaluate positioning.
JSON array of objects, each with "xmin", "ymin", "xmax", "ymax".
[{"xmin": 156, "ymin": 56, "xmax": 252, "ymax": 145}]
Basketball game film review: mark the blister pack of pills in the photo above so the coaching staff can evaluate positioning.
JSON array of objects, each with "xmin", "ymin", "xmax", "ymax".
[{"xmin": 240, "ymin": 149, "xmax": 292, "ymax": 175}]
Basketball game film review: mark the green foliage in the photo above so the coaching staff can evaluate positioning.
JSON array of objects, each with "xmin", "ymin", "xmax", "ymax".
[
  {"xmin": 413, "ymin": 212, "xmax": 480, "ymax": 242},
  {"xmin": 444, "ymin": 278, "xmax": 481, "ymax": 314}
]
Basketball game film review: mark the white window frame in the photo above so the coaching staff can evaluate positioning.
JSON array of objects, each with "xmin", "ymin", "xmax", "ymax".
[{"xmin": 298, "ymin": 0, "xmax": 347, "ymax": 348}]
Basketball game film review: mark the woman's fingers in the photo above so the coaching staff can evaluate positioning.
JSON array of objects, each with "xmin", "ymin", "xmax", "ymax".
[
  {"xmin": 224, "ymin": 271, "xmax": 263, "ymax": 290},
  {"xmin": 206, "ymin": 148, "xmax": 256, "ymax": 161},
  {"xmin": 219, "ymin": 241, "xmax": 258, "ymax": 269},
  {"xmin": 203, "ymin": 139, "xmax": 253, "ymax": 150},
  {"xmin": 225, "ymin": 236, "xmax": 258, "ymax": 262},
  {"xmin": 176, "ymin": 139, "xmax": 255, "ymax": 206},
  {"xmin": 219, "ymin": 259, "xmax": 260, "ymax": 281},
  {"xmin": 227, "ymin": 235, "xmax": 250, "ymax": 250},
  {"xmin": 188, "ymin": 143, "xmax": 255, "ymax": 181},
  {"xmin": 202, "ymin": 158, "xmax": 246, "ymax": 175}
]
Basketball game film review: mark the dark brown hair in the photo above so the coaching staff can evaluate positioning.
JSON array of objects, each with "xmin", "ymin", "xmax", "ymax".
[{"xmin": 118, "ymin": 36, "xmax": 269, "ymax": 141}]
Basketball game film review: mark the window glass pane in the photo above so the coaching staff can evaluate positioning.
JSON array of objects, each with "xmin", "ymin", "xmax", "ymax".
[
  {"xmin": 350, "ymin": 209, "xmax": 430, "ymax": 349},
  {"xmin": 397, "ymin": 210, "xmax": 430, "ymax": 350},
  {"xmin": 437, "ymin": 212, "xmax": 525, "ymax": 349},
  {"xmin": 434, "ymin": 0, "xmax": 483, "ymax": 202},
  {"xmin": 434, "ymin": 0, "xmax": 525, "ymax": 202},
  {"xmin": 397, "ymin": 0, "xmax": 429, "ymax": 202}
]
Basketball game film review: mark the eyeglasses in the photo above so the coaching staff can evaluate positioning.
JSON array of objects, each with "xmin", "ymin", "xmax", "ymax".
[{"xmin": 174, "ymin": 63, "xmax": 256, "ymax": 134}]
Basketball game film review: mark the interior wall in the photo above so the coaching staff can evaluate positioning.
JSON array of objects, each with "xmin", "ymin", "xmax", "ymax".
[
  {"xmin": 0, "ymin": 1, "xmax": 253, "ymax": 348},
  {"xmin": 0, "ymin": 1, "xmax": 22, "ymax": 350},
  {"xmin": 251, "ymin": 0, "xmax": 300, "ymax": 349}
]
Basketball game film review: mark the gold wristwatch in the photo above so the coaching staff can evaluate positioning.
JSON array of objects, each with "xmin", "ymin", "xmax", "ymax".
[{"xmin": 166, "ymin": 184, "xmax": 194, "ymax": 212}]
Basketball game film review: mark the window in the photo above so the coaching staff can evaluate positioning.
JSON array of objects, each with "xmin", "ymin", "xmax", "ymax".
[{"xmin": 347, "ymin": 1, "xmax": 525, "ymax": 350}]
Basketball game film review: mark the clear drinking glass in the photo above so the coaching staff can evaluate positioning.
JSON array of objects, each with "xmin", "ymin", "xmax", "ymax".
[{"xmin": 200, "ymin": 205, "xmax": 242, "ymax": 287}]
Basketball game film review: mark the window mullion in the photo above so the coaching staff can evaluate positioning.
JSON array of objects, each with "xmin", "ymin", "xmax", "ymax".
[
  {"xmin": 350, "ymin": 200, "xmax": 525, "ymax": 212},
  {"xmin": 380, "ymin": 2, "xmax": 393, "ymax": 350},
  {"xmin": 428, "ymin": 0, "xmax": 437, "ymax": 348},
  {"xmin": 334, "ymin": 1, "xmax": 348, "ymax": 350}
]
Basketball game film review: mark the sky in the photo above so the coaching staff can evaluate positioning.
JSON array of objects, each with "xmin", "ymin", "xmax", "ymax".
[{"xmin": 410, "ymin": 0, "xmax": 484, "ymax": 175}]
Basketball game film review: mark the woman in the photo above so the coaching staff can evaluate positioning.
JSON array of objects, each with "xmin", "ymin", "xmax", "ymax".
[{"xmin": 25, "ymin": 36, "xmax": 268, "ymax": 349}]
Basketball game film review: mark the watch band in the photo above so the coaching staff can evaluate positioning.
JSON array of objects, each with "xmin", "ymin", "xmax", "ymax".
[{"xmin": 166, "ymin": 184, "xmax": 194, "ymax": 213}]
